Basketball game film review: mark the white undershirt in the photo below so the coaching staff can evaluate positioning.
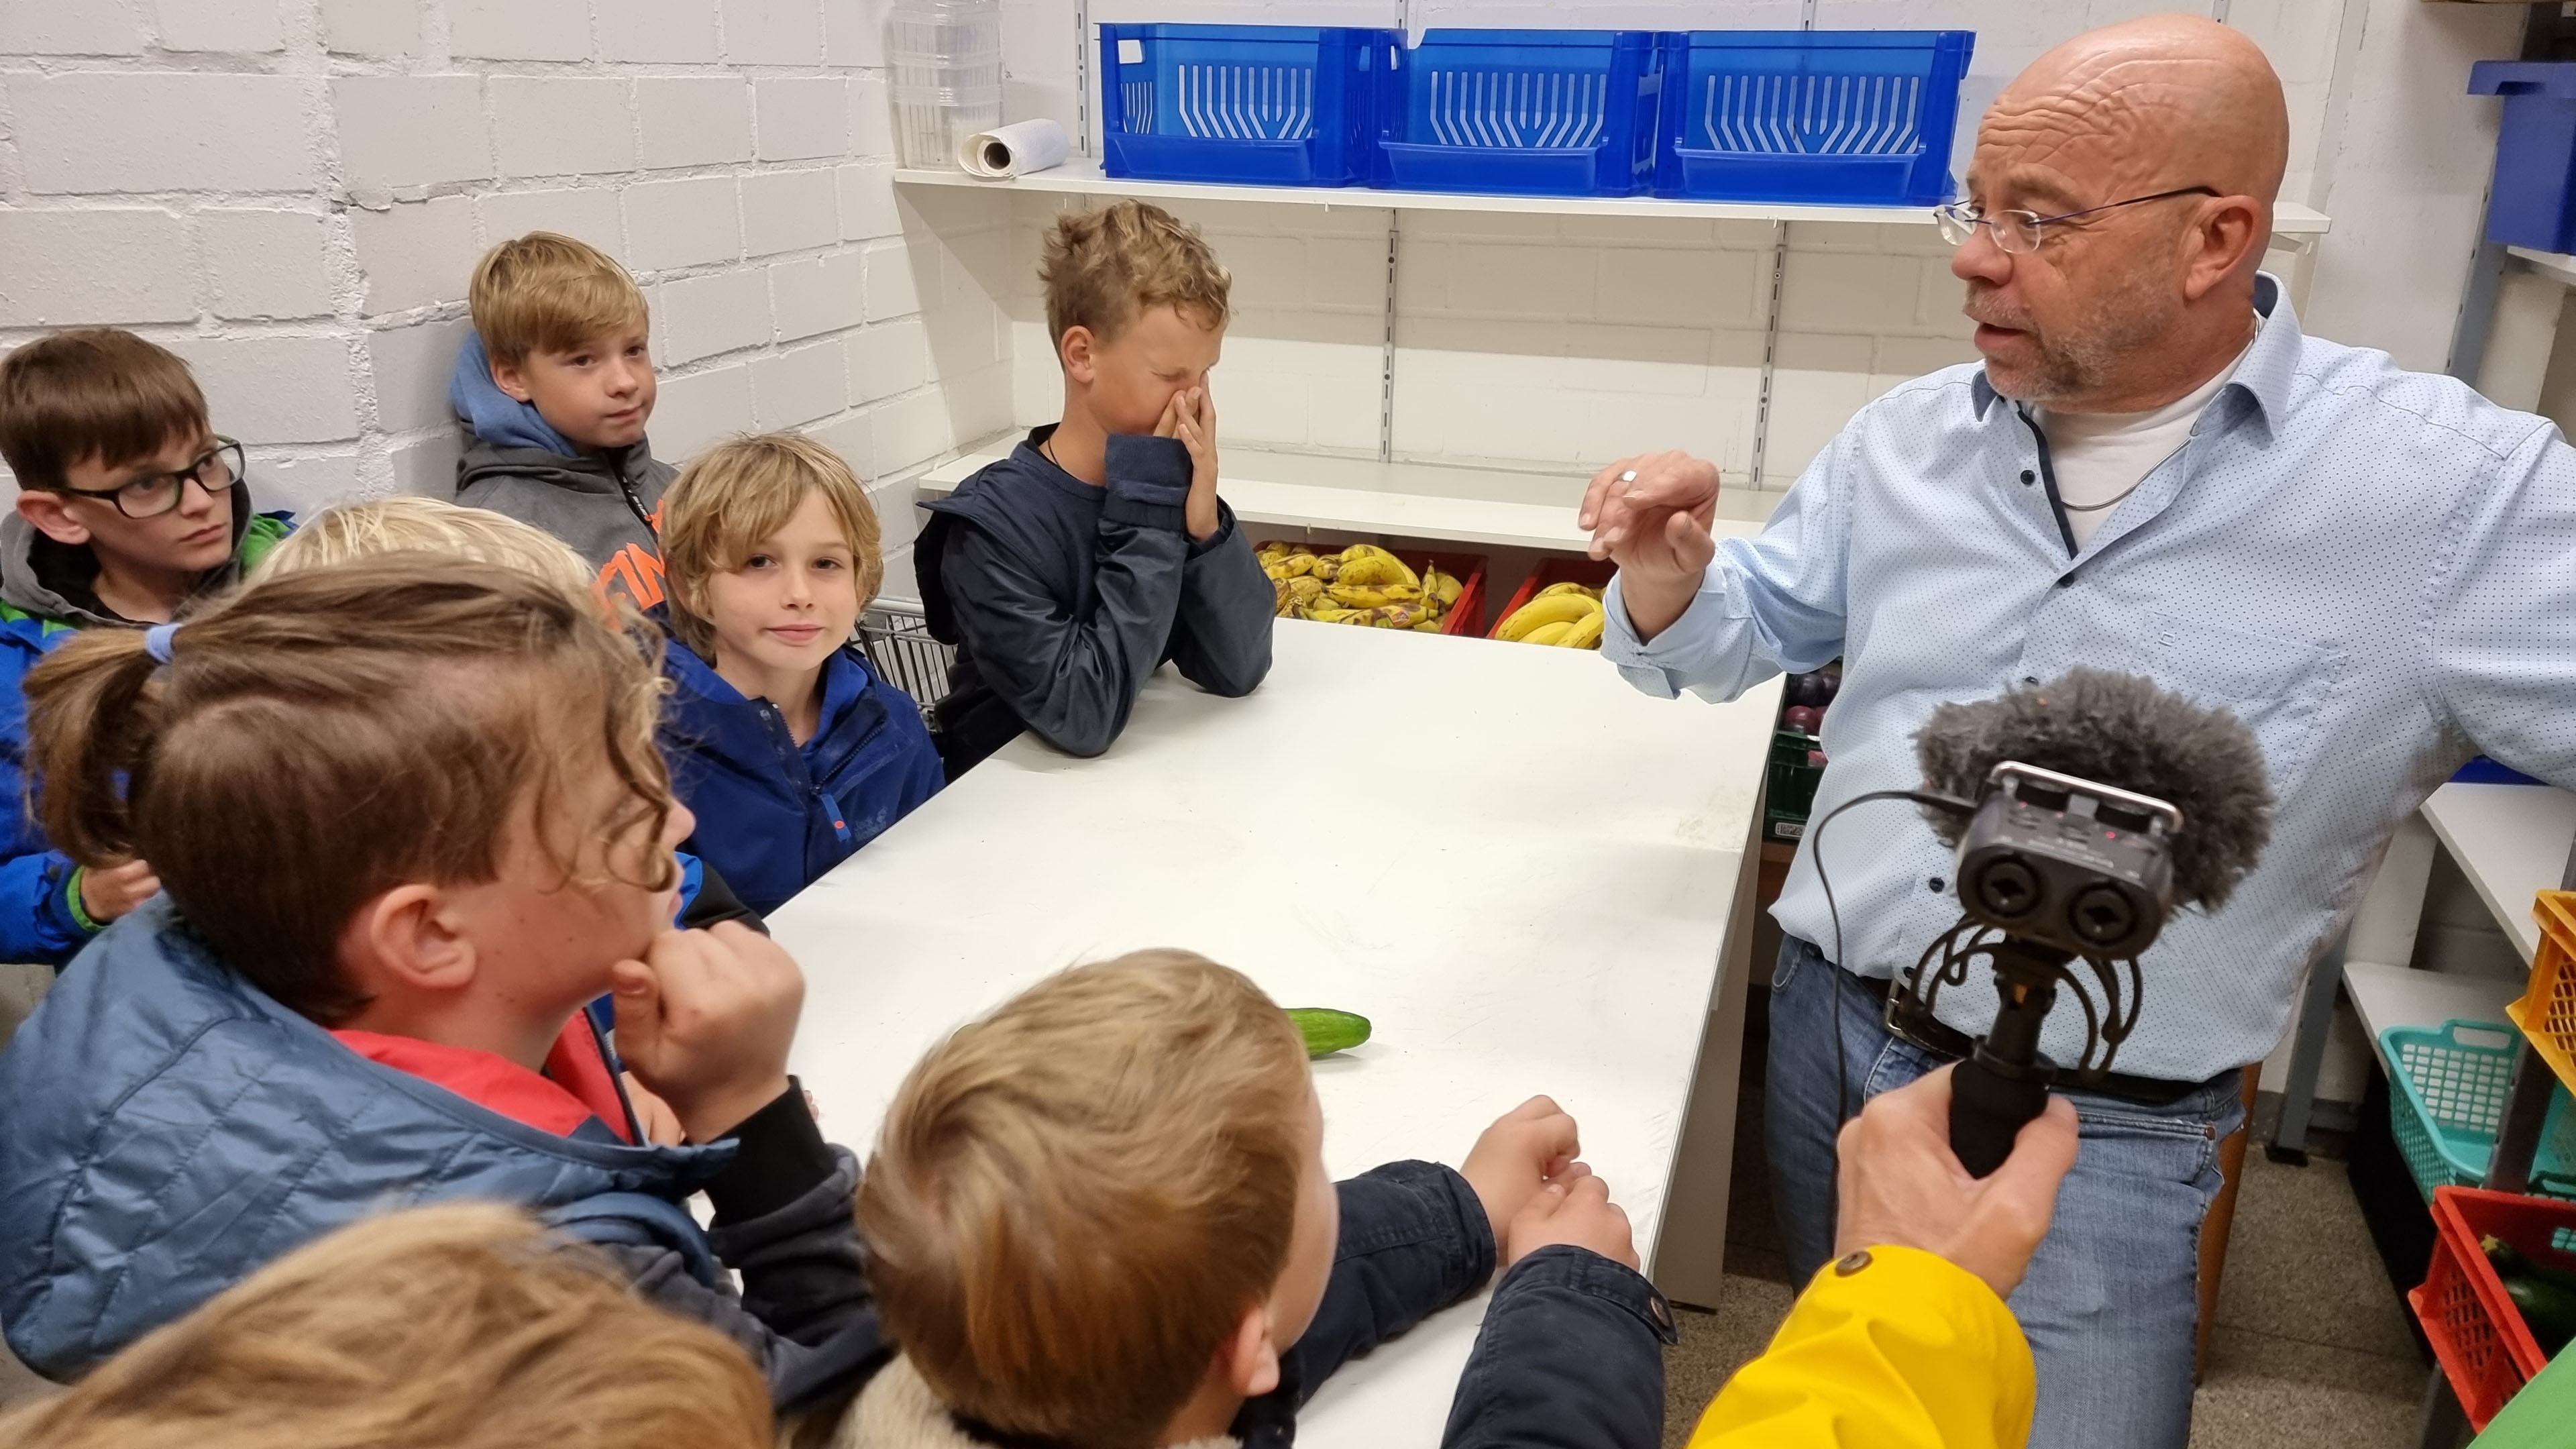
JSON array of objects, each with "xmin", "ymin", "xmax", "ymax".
[{"xmin": 2035, "ymin": 317, "xmax": 2261, "ymax": 549}]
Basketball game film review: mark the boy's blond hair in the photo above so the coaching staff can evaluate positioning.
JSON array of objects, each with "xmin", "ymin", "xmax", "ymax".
[
  {"xmin": 260, "ymin": 496, "xmax": 594, "ymax": 599},
  {"xmin": 1040, "ymin": 201, "xmax": 1232, "ymax": 352},
  {"xmin": 470, "ymin": 231, "xmax": 649, "ymax": 364},
  {"xmin": 0, "ymin": 329, "xmax": 210, "ymax": 492},
  {"xmin": 0, "ymin": 1203, "xmax": 771, "ymax": 1449},
  {"xmin": 856, "ymin": 951, "xmax": 1311, "ymax": 1449},
  {"xmin": 660, "ymin": 432, "xmax": 884, "ymax": 657}
]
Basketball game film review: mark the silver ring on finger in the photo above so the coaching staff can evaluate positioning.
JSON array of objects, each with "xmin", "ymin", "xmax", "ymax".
[{"xmin": 1618, "ymin": 469, "xmax": 1638, "ymax": 483}]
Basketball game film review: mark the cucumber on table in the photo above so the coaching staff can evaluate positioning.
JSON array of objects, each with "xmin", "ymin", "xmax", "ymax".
[{"xmin": 1286, "ymin": 1008, "xmax": 1370, "ymax": 1059}]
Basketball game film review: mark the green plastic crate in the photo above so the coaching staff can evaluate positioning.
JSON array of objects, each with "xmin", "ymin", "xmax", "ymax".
[
  {"xmin": 1764, "ymin": 728, "xmax": 1825, "ymax": 843},
  {"xmin": 2383, "ymin": 1019, "xmax": 2576, "ymax": 1205}
]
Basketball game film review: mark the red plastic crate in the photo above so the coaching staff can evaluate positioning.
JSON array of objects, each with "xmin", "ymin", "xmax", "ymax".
[
  {"xmin": 1260, "ymin": 540, "xmax": 1487, "ymax": 636},
  {"xmin": 2411, "ymin": 1185, "xmax": 2576, "ymax": 1428},
  {"xmin": 1487, "ymin": 555, "xmax": 1616, "ymax": 641}
]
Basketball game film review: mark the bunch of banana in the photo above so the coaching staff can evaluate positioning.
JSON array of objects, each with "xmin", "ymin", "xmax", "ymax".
[
  {"xmin": 1494, "ymin": 583, "xmax": 1606, "ymax": 649},
  {"xmin": 1259, "ymin": 541, "xmax": 1459, "ymax": 633}
]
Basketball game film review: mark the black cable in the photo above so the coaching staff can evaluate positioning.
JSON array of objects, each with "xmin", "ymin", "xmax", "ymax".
[{"xmin": 1807, "ymin": 788, "xmax": 1973, "ymax": 1130}]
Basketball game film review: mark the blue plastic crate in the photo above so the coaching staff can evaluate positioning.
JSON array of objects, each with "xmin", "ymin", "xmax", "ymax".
[
  {"xmin": 1655, "ymin": 30, "xmax": 1973, "ymax": 205},
  {"xmin": 2383, "ymin": 1020, "xmax": 2576, "ymax": 1206},
  {"xmin": 1371, "ymin": 30, "xmax": 1666, "ymax": 198},
  {"xmin": 1098, "ymin": 24, "xmax": 1394, "ymax": 186},
  {"xmin": 2469, "ymin": 62, "xmax": 2576, "ymax": 252}
]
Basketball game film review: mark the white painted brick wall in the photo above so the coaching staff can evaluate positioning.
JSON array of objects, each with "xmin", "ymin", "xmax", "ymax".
[
  {"xmin": 743, "ymin": 168, "xmax": 841, "ymax": 258},
  {"xmin": 752, "ymin": 339, "xmax": 850, "ymax": 429},
  {"xmin": 201, "ymin": 209, "xmax": 337, "ymax": 321},
  {"xmin": 1, "ymin": 0, "xmax": 977, "ymax": 543},
  {"xmin": 0, "ymin": 209, "xmax": 197, "ymax": 326},
  {"xmin": 602, "ymin": 0, "xmax": 720, "ymax": 63},
  {"xmin": 637, "ymin": 78, "xmax": 752, "ymax": 169},
  {"xmin": 14, "ymin": 73, "xmax": 319, "ymax": 193},
  {"xmin": 333, "ymin": 76, "xmax": 491, "ymax": 192}
]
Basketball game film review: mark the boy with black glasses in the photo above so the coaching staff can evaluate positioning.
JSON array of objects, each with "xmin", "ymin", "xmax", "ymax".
[{"xmin": 0, "ymin": 328, "xmax": 290, "ymax": 964}]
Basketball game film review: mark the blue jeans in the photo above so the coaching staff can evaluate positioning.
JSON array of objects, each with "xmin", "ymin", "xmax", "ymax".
[{"xmin": 1765, "ymin": 935, "xmax": 2241, "ymax": 1449}]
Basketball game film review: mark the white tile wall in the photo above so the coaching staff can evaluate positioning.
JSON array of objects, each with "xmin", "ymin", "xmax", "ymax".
[{"xmin": 0, "ymin": 0, "xmax": 1010, "ymax": 531}]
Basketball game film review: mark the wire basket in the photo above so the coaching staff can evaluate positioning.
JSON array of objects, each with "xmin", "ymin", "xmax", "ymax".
[
  {"xmin": 1098, "ymin": 24, "xmax": 1393, "ymax": 185},
  {"xmin": 1654, "ymin": 30, "xmax": 1974, "ymax": 205},
  {"xmin": 2383, "ymin": 1019, "xmax": 2576, "ymax": 1205},
  {"xmin": 2411, "ymin": 1186, "xmax": 2576, "ymax": 1429},
  {"xmin": 1371, "ymin": 29, "xmax": 1667, "ymax": 197},
  {"xmin": 859, "ymin": 606, "xmax": 953, "ymax": 725}
]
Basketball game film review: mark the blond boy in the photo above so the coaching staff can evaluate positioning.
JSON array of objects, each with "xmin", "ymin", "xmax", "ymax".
[
  {"xmin": 449, "ymin": 232, "xmax": 672, "ymax": 611},
  {"xmin": 916, "ymin": 201, "xmax": 1273, "ymax": 778},
  {"xmin": 656, "ymin": 434, "xmax": 941, "ymax": 916},
  {"xmin": 818, "ymin": 951, "xmax": 1674, "ymax": 1449},
  {"xmin": 256, "ymin": 495, "xmax": 766, "ymax": 943},
  {"xmin": 0, "ymin": 1204, "xmax": 772, "ymax": 1449}
]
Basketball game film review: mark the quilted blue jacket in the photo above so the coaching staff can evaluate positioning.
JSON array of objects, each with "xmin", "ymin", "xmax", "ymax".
[{"xmin": 0, "ymin": 896, "xmax": 738, "ymax": 1380}]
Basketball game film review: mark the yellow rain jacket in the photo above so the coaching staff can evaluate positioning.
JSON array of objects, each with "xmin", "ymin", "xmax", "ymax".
[{"xmin": 1684, "ymin": 1245, "xmax": 2037, "ymax": 1449}]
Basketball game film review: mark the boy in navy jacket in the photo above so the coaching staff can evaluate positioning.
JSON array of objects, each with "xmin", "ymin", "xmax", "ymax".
[
  {"xmin": 658, "ymin": 433, "xmax": 941, "ymax": 915},
  {"xmin": 808, "ymin": 951, "xmax": 1673, "ymax": 1449},
  {"xmin": 918, "ymin": 201, "xmax": 1272, "ymax": 779}
]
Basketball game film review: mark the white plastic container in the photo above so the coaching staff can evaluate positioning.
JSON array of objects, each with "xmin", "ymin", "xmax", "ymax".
[{"xmin": 890, "ymin": 0, "xmax": 1004, "ymax": 170}]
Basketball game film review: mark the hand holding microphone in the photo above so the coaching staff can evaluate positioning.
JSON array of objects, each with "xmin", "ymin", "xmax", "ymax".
[
  {"xmin": 1894, "ymin": 668, "xmax": 2274, "ymax": 1176},
  {"xmin": 1836, "ymin": 1065, "xmax": 2079, "ymax": 1299}
]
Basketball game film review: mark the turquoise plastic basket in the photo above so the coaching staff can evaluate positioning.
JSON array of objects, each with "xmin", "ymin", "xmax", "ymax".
[{"xmin": 2382, "ymin": 1019, "xmax": 2576, "ymax": 1205}]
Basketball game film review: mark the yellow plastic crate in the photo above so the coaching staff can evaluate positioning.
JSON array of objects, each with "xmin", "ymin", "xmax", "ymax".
[{"xmin": 2512, "ymin": 891, "xmax": 2576, "ymax": 1093}]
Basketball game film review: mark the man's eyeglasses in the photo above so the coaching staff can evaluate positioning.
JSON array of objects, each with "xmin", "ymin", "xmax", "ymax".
[
  {"xmin": 62, "ymin": 438, "xmax": 242, "ymax": 519},
  {"xmin": 1934, "ymin": 186, "xmax": 2221, "ymax": 254}
]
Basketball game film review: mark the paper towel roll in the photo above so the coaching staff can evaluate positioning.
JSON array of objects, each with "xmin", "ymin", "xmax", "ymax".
[{"xmin": 961, "ymin": 119, "xmax": 1070, "ymax": 178}]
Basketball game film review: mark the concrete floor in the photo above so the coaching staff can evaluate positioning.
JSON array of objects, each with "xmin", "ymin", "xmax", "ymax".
[{"xmin": 1660, "ymin": 1042, "xmax": 2432, "ymax": 1449}]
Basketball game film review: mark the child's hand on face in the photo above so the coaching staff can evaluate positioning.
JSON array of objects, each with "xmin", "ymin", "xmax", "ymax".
[
  {"xmin": 80, "ymin": 859, "xmax": 160, "ymax": 924},
  {"xmin": 1505, "ymin": 1169, "xmax": 1641, "ymax": 1271},
  {"xmin": 1155, "ymin": 386, "xmax": 1220, "ymax": 541},
  {"xmin": 1459, "ymin": 1095, "xmax": 1583, "ymax": 1252},
  {"xmin": 608, "ymin": 922, "xmax": 805, "ymax": 1144}
]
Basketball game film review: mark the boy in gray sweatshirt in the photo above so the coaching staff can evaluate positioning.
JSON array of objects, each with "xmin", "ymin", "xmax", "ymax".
[{"xmin": 449, "ymin": 231, "xmax": 676, "ymax": 611}]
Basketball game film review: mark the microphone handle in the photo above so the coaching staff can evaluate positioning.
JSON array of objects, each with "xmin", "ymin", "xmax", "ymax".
[{"xmin": 1950, "ymin": 1052, "xmax": 2049, "ymax": 1177}]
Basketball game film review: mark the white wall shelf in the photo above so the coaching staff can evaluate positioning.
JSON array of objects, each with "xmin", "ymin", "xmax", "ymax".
[
  {"xmin": 896, "ymin": 159, "xmax": 2332, "ymax": 242},
  {"xmin": 2343, "ymin": 959, "xmax": 2522, "ymax": 1074},
  {"xmin": 916, "ymin": 437, "xmax": 1773, "ymax": 554},
  {"xmin": 2417, "ymin": 781, "xmax": 2576, "ymax": 965},
  {"xmin": 2508, "ymin": 246, "xmax": 2576, "ymax": 288}
]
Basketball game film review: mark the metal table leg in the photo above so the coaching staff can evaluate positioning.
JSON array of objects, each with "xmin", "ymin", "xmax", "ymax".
[
  {"xmin": 2268, "ymin": 935, "xmax": 2348, "ymax": 1167},
  {"xmin": 2482, "ymin": 1039, "xmax": 2557, "ymax": 1194},
  {"xmin": 2416, "ymin": 1365, "xmax": 2472, "ymax": 1449}
]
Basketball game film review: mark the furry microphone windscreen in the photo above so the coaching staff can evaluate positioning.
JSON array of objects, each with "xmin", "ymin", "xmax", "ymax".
[{"xmin": 1913, "ymin": 667, "xmax": 2275, "ymax": 911}]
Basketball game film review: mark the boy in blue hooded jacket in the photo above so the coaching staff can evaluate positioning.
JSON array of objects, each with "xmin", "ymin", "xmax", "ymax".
[
  {"xmin": 0, "ymin": 329, "xmax": 292, "ymax": 966},
  {"xmin": 657, "ymin": 433, "xmax": 941, "ymax": 916}
]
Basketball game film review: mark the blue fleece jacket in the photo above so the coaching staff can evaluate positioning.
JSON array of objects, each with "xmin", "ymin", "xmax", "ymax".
[{"xmin": 659, "ymin": 638, "xmax": 942, "ymax": 915}]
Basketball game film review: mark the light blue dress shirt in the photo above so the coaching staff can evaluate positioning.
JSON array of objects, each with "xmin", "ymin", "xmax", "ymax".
[{"xmin": 1604, "ymin": 275, "xmax": 2576, "ymax": 1081}]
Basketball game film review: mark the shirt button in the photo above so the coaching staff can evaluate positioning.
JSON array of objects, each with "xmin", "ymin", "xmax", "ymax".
[
  {"xmin": 2023, "ymin": 676, "xmax": 2040, "ymax": 686},
  {"xmin": 1834, "ymin": 1250, "xmax": 1874, "ymax": 1277},
  {"xmin": 2056, "ymin": 574, "xmax": 2076, "ymax": 589},
  {"xmin": 2019, "ymin": 469, "xmax": 2036, "ymax": 485}
]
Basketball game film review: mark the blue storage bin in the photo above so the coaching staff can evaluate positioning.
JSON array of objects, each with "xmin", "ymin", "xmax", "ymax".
[
  {"xmin": 1655, "ymin": 30, "xmax": 1974, "ymax": 205},
  {"xmin": 1371, "ymin": 30, "xmax": 1666, "ymax": 198},
  {"xmin": 1098, "ymin": 24, "xmax": 1395, "ymax": 186},
  {"xmin": 2469, "ymin": 62, "xmax": 2576, "ymax": 253}
]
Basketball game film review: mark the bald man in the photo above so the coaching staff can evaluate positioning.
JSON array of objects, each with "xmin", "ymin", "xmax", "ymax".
[{"xmin": 1585, "ymin": 15, "xmax": 2576, "ymax": 1448}]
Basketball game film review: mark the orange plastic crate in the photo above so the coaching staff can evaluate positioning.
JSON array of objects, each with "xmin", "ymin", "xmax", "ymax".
[
  {"xmin": 2514, "ymin": 892, "xmax": 2576, "ymax": 1095},
  {"xmin": 2410, "ymin": 1185, "xmax": 2576, "ymax": 1428}
]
